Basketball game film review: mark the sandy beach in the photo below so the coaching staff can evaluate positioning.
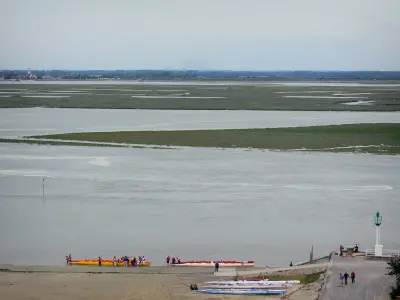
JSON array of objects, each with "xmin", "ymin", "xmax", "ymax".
[
  {"xmin": 0, "ymin": 272, "xmax": 319, "ymax": 300},
  {"xmin": 0, "ymin": 263, "xmax": 326, "ymax": 300},
  {"xmin": 0, "ymin": 272, "xmax": 198, "ymax": 300}
]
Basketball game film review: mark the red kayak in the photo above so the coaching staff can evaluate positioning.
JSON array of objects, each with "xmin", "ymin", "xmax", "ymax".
[
  {"xmin": 172, "ymin": 260, "xmax": 255, "ymax": 267},
  {"xmin": 178, "ymin": 260, "xmax": 254, "ymax": 264}
]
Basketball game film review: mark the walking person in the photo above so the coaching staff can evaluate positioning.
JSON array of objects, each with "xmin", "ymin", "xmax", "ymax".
[
  {"xmin": 166, "ymin": 255, "xmax": 170, "ymax": 266},
  {"xmin": 351, "ymin": 271, "xmax": 355, "ymax": 283},
  {"xmin": 344, "ymin": 272, "xmax": 349, "ymax": 285},
  {"xmin": 98, "ymin": 256, "xmax": 102, "ymax": 267},
  {"xmin": 214, "ymin": 261, "xmax": 220, "ymax": 272},
  {"xmin": 339, "ymin": 273, "xmax": 344, "ymax": 286}
]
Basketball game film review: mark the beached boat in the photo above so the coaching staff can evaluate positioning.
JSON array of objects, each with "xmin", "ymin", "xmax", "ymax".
[
  {"xmin": 69, "ymin": 259, "xmax": 151, "ymax": 267},
  {"xmin": 206, "ymin": 280, "xmax": 300, "ymax": 285},
  {"xmin": 203, "ymin": 285, "xmax": 290, "ymax": 289},
  {"xmin": 239, "ymin": 277, "xmax": 266, "ymax": 281},
  {"xmin": 194, "ymin": 289, "xmax": 286, "ymax": 295},
  {"xmin": 173, "ymin": 260, "xmax": 254, "ymax": 267}
]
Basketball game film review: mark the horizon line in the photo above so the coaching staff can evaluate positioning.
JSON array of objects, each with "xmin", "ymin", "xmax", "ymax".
[{"xmin": 1, "ymin": 69, "xmax": 400, "ymax": 72}]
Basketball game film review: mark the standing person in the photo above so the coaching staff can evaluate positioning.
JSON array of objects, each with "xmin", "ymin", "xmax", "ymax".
[
  {"xmin": 139, "ymin": 256, "xmax": 143, "ymax": 266},
  {"xmin": 344, "ymin": 272, "xmax": 349, "ymax": 285},
  {"xmin": 290, "ymin": 261, "xmax": 293, "ymax": 267},
  {"xmin": 68, "ymin": 254, "xmax": 72, "ymax": 263},
  {"xmin": 171, "ymin": 257, "xmax": 176, "ymax": 265},
  {"xmin": 339, "ymin": 273, "xmax": 344, "ymax": 286},
  {"xmin": 98, "ymin": 256, "xmax": 102, "ymax": 267},
  {"xmin": 351, "ymin": 271, "xmax": 355, "ymax": 283},
  {"xmin": 124, "ymin": 256, "xmax": 129, "ymax": 267},
  {"xmin": 214, "ymin": 261, "xmax": 220, "ymax": 272},
  {"xmin": 166, "ymin": 255, "xmax": 170, "ymax": 266},
  {"xmin": 113, "ymin": 256, "xmax": 117, "ymax": 267}
]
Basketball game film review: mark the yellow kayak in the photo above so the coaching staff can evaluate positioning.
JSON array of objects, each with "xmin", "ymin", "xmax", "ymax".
[{"xmin": 70, "ymin": 260, "xmax": 151, "ymax": 267}]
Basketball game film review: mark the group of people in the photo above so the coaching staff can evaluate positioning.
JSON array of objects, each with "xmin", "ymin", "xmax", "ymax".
[
  {"xmin": 165, "ymin": 255, "xmax": 181, "ymax": 266},
  {"xmin": 165, "ymin": 256, "xmax": 181, "ymax": 265},
  {"xmin": 339, "ymin": 244, "xmax": 359, "ymax": 256},
  {"xmin": 65, "ymin": 254, "xmax": 72, "ymax": 263},
  {"xmin": 109, "ymin": 256, "xmax": 147, "ymax": 267},
  {"xmin": 339, "ymin": 271, "xmax": 356, "ymax": 285}
]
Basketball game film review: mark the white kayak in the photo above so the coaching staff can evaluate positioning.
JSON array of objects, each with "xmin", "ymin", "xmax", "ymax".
[
  {"xmin": 203, "ymin": 285, "xmax": 291, "ymax": 289},
  {"xmin": 194, "ymin": 289, "xmax": 286, "ymax": 295},
  {"xmin": 206, "ymin": 280, "xmax": 300, "ymax": 285}
]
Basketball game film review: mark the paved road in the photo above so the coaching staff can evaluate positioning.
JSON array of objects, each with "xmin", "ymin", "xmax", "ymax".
[{"xmin": 320, "ymin": 257, "xmax": 394, "ymax": 300}]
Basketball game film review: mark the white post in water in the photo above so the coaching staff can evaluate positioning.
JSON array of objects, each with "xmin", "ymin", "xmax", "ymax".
[
  {"xmin": 374, "ymin": 211, "xmax": 383, "ymax": 257},
  {"xmin": 42, "ymin": 176, "xmax": 45, "ymax": 197}
]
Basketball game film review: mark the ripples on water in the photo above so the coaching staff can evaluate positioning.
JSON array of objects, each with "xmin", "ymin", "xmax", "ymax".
[{"xmin": 0, "ymin": 144, "xmax": 399, "ymax": 266}]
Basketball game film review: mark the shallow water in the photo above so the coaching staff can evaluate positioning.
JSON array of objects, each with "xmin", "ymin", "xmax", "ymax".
[
  {"xmin": 2, "ymin": 80, "xmax": 400, "ymax": 87},
  {"xmin": 0, "ymin": 108, "xmax": 399, "ymax": 138},
  {"xmin": 0, "ymin": 143, "xmax": 399, "ymax": 266}
]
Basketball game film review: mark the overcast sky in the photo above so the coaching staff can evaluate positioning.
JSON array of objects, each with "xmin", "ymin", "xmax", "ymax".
[{"xmin": 0, "ymin": 0, "xmax": 399, "ymax": 70}]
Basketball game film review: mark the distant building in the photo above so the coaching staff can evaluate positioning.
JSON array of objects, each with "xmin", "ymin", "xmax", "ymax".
[
  {"xmin": 42, "ymin": 75, "xmax": 54, "ymax": 80},
  {"xmin": 27, "ymin": 69, "xmax": 37, "ymax": 80}
]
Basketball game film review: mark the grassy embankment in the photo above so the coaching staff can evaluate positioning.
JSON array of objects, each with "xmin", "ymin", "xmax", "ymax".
[
  {"xmin": 268, "ymin": 272, "xmax": 324, "ymax": 284},
  {"xmin": 14, "ymin": 123, "xmax": 399, "ymax": 154},
  {"xmin": 0, "ymin": 83, "xmax": 399, "ymax": 111},
  {"xmin": 238, "ymin": 272, "xmax": 324, "ymax": 284}
]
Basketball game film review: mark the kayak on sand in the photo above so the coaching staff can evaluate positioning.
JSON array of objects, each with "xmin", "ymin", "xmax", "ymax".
[
  {"xmin": 194, "ymin": 289, "xmax": 286, "ymax": 295},
  {"xmin": 203, "ymin": 285, "xmax": 291, "ymax": 289},
  {"xmin": 239, "ymin": 277, "xmax": 266, "ymax": 281},
  {"xmin": 69, "ymin": 260, "xmax": 151, "ymax": 267},
  {"xmin": 173, "ymin": 260, "xmax": 254, "ymax": 267},
  {"xmin": 206, "ymin": 280, "xmax": 300, "ymax": 285}
]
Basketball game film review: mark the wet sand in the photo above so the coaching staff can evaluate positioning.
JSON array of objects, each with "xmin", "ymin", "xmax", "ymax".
[{"xmin": 0, "ymin": 272, "xmax": 198, "ymax": 300}]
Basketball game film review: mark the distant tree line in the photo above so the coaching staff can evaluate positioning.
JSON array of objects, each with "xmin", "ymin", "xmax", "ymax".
[{"xmin": 1, "ymin": 70, "xmax": 400, "ymax": 81}]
